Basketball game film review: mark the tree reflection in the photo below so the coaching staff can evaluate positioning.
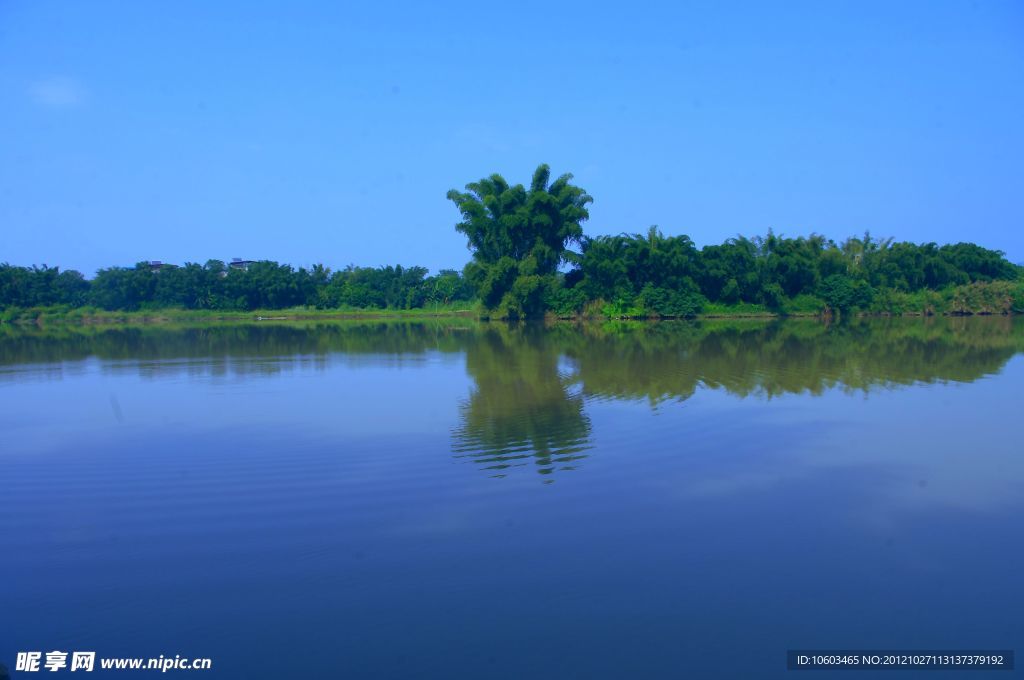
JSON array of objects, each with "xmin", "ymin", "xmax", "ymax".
[
  {"xmin": 452, "ymin": 324, "xmax": 591, "ymax": 479},
  {"xmin": 568, "ymin": 317, "xmax": 1023, "ymax": 403},
  {"xmin": 450, "ymin": 316, "xmax": 1022, "ymax": 478},
  {"xmin": 0, "ymin": 321, "xmax": 471, "ymax": 376},
  {"xmin": 2, "ymin": 317, "xmax": 1022, "ymax": 480}
]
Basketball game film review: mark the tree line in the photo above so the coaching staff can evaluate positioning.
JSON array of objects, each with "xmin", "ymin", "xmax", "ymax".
[
  {"xmin": 451, "ymin": 165, "xmax": 1021, "ymax": 318},
  {"xmin": 558, "ymin": 226, "xmax": 1021, "ymax": 318},
  {"xmin": 2, "ymin": 164, "xmax": 1021, "ymax": 317},
  {"xmin": 0, "ymin": 261, "xmax": 474, "ymax": 312}
]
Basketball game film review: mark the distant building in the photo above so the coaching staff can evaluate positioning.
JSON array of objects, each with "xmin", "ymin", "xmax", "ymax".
[
  {"xmin": 229, "ymin": 258, "xmax": 255, "ymax": 271},
  {"xmin": 147, "ymin": 260, "xmax": 178, "ymax": 272}
]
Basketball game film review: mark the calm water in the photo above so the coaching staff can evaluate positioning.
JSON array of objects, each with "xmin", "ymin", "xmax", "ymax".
[{"xmin": 1, "ymin": 318, "xmax": 1021, "ymax": 678}]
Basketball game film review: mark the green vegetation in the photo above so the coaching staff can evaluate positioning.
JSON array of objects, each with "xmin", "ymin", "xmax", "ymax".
[
  {"xmin": 447, "ymin": 164, "xmax": 591, "ymax": 320},
  {"xmin": 0, "ymin": 303, "xmax": 478, "ymax": 326},
  {"xmin": 0, "ymin": 262, "xmax": 476, "ymax": 323},
  {"xmin": 567, "ymin": 227, "xmax": 1021, "ymax": 320},
  {"xmin": 3, "ymin": 164, "xmax": 1022, "ymax": 322}
]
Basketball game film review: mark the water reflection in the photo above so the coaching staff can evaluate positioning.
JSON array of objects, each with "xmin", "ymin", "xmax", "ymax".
[
  {"xmin": 452, "ymin": 325, "xmax": 591, "ymax": 478},
  {"xmin": 4, "ymin": 318, "xmax": 1021, "ymax": 678},
  {"xmin": 1, "ymin": 316, "xmax": 1021, "ymax": 480},
  {"xmin": 0, "ymin": 321, "xmax": 472, "ymax": 372},
  {"xmin": 568, "ymin": 316, "xmax": 1022, "ymax": 402}
]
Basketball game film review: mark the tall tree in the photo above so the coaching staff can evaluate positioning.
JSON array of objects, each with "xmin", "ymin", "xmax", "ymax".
[{"xmin": 448, "ymin": 164, "xmax": 592, "ymax": 318}]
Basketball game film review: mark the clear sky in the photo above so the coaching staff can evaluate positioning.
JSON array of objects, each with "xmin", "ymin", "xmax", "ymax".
[{"xmin": 2, "ymin": 1, "xmax": 1022, "ymax": 276}]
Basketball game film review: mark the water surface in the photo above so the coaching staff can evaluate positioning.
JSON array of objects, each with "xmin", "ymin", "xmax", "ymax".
[{"xmin": 2, "ymin": 318, "xmax": 1021, "ymax": 678}]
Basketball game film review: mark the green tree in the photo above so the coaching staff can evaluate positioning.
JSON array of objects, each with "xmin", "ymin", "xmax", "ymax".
[
  {"xmin": 447, "ymin": 164, "xmax": 592, "ymax": 319},
  {"xmin": 89, "ymin": 264, "xmax": 158, "ymax": 310},
  {"xmin": 817, "ymin": 274, "xmax": 874, "ymax": 315},
  {"xmin": 579, "ymin": 227, "xmax": 706, "ymax": 316}
]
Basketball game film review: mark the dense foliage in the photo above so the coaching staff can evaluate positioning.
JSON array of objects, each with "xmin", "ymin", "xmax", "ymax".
[
  {"xmin": 447, "ymin": 164, "xmax": 592, "ymax": 319},
  {"xmin": 0, "ymin": 261, "xmax": 473, "ymax": 312},
  {"xmin": 566, "ymin": 230, "xmax": 1021, "ymax": 318},
  {"xmin": 2, "ymin": 165, "xmax": 1021, "ymax": 319}
]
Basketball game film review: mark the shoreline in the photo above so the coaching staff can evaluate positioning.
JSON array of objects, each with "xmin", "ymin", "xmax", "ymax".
[{"xmin": 1, "ymin": 307, "xmax": 1019, "ymax": 327}]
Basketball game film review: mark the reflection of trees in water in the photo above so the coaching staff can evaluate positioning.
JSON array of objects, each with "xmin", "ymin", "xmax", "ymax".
[
  {"xmin": 3, "ymin": 317, "xmax": 1022, "ymax": 478},
  {"xmin": 452, "ymin": 325, "xmax": 591, "ymax": 479},
  {"xmin": 448, "ymin": 316, "xmax": 1022, "ymax": 478},
  {"xmin": 0, "ymin": 321, "xmax": 472, "ymax": 377},
  {"xmin": 568, "ymin": 317, "xmax": 1023, "ymax": 403},
  {"xmin": 6, "ymin": 317, "xmax": 1017, "ymax": 388}
]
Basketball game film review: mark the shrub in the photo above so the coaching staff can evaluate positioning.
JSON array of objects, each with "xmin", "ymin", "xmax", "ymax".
[{"xmin": 635, "ymin": 284, "xmax": 705, "ymax": 318}]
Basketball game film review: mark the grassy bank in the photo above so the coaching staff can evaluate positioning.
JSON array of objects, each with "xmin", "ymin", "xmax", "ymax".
[
  {"xmin": 0, "ymin": 303, "xmax": 480, "ymax": 326},
  {"xmin": 559, "ymin": 280, "xmax": 1024, "ymax": 321},
  {"xmin": 2, "ymin": 281, "xmax": 1021, "ymax": 326}
]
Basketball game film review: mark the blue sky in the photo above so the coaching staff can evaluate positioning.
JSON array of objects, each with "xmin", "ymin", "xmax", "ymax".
[{"xmin": 2, "ymin": 1, "xmax": 1022, "ymax": 276}]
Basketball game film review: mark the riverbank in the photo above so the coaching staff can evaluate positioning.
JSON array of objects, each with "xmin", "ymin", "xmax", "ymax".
[
  {"xmin": 3, "ymin": 279, "xmax": 1020, "ymax": 326},
  {"xmin": 2, "ymin": 302, "xmax": 1020, "ymax": 328},
  {"xmin": 0, "ymin": 305, "xmax": 481, "ymax": 326}
]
